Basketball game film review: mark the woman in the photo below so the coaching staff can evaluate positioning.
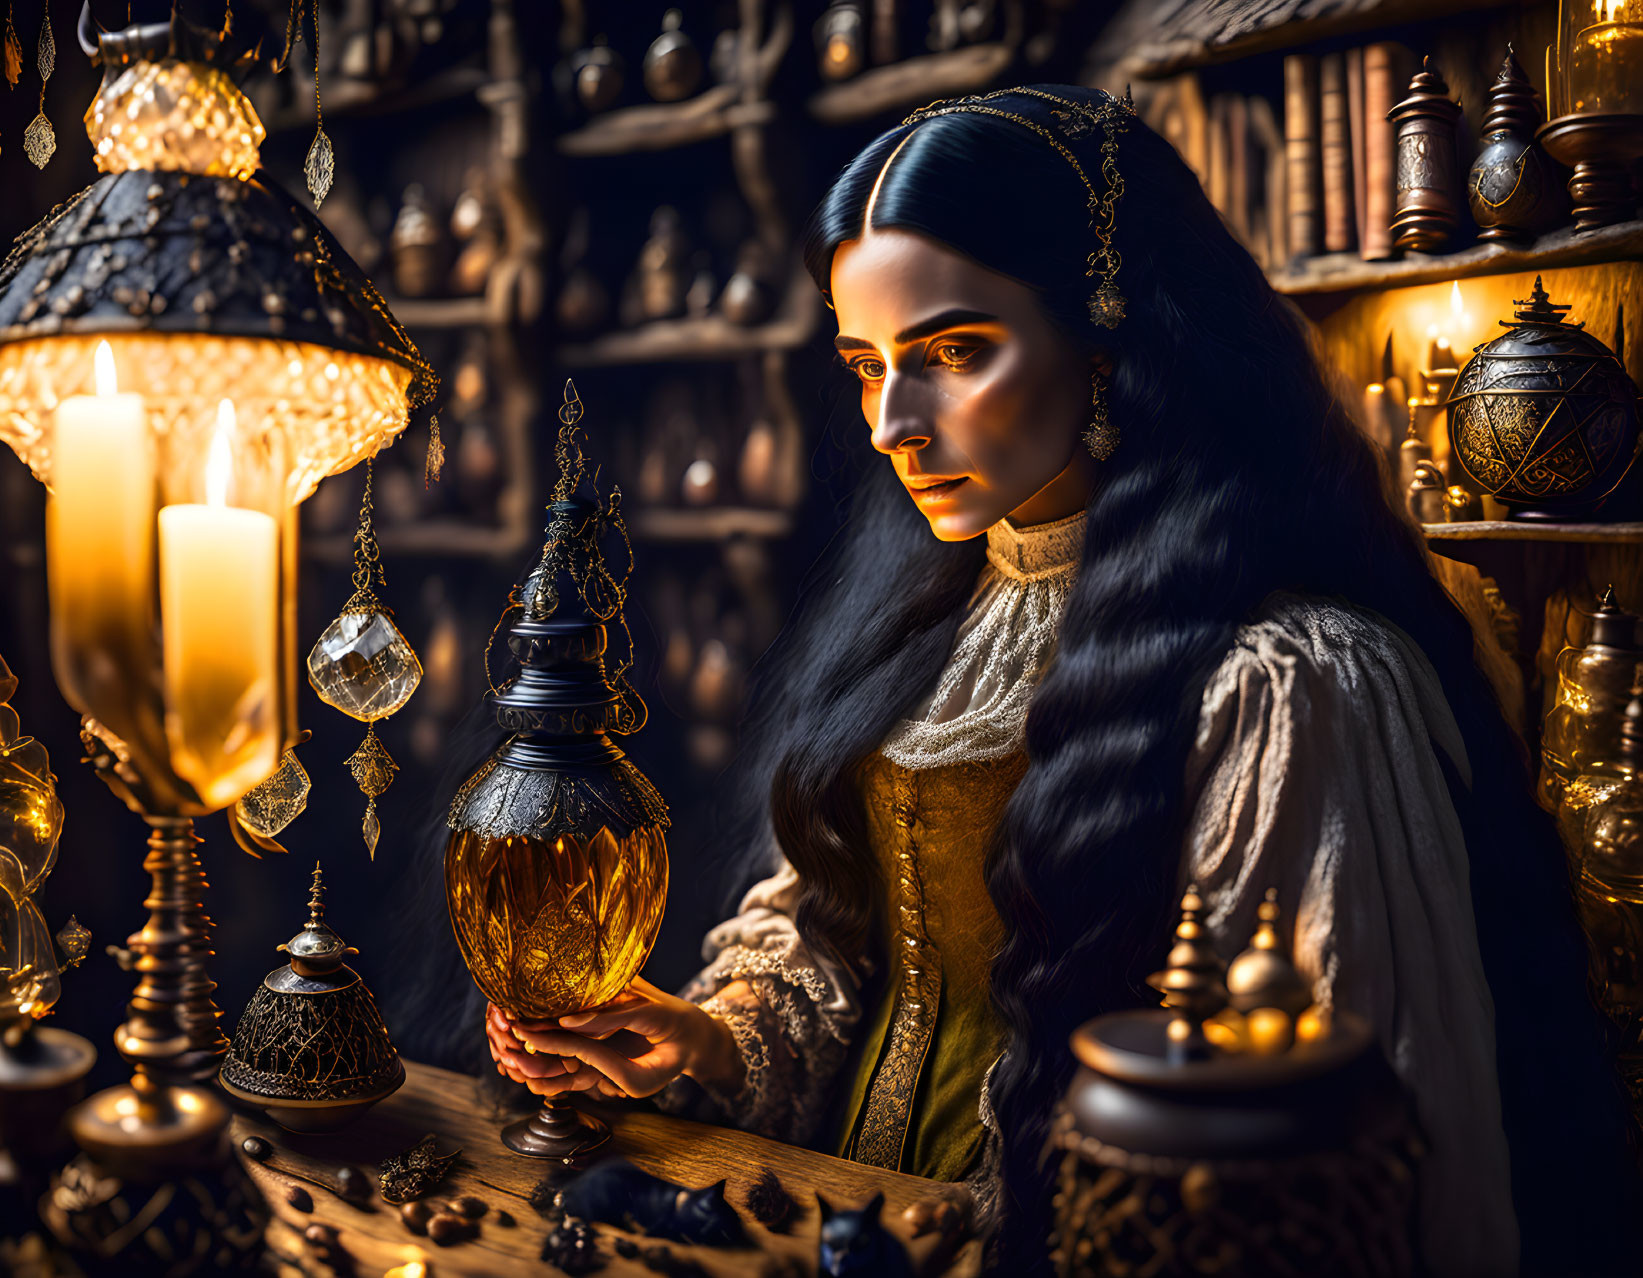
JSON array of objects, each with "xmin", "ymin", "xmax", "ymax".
[{"xmin": 487, "ymin": 87, "xmax": 1638, "ymax": 1274}]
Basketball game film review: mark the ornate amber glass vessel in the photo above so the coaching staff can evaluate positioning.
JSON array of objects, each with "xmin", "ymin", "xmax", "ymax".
[
  {"xmin": 447, "ymin": 823, "xmax": 667, "ymax": 1020},
  {"xmin": 445, "ymin": 387, "xmax": 668, "ymax": 1158}
]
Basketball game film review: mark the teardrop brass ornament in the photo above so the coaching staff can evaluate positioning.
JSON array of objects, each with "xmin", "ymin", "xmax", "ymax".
[{"xmin": 347, "ymin": 725, "xmax": 398, "ymax": 860}]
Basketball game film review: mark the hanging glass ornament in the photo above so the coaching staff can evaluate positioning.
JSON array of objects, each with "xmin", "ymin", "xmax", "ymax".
[
  {"xmin": 22, "ymin": 2, "xmax": 53, "ymax": 168},
  {"xmin": 274, "ymin": 0, "xmax": 335, "ymax": 205},
  {"xmin": 307, "ymin": 460, "xmax": 421, "ymax": 857},
  {"xmin": 3, "ymin": 3, "xmax": 21, "ymax": 89},
  {"xmin": 424, "ymin": 412, "xmax": 444, "ymax": 488},
  {"xmin": 236, "ymin": 749, "xmax": 312, "ymax": 840}
]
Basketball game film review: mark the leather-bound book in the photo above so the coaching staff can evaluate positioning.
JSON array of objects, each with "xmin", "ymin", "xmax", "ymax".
[
  {"xmin": 1228, "ymin": 93, "xmax": 1250, "ymax": 249},
  {"xmin": 1283, "ymin": 53, "xmax": 1323, "ymax": 262},
  {"xmin": 1321, "ymin": 52, "xmax": 1356, "ymax": 252},
  {"xmin": 1346, "ymin": 47, "xmax": 1368, "ymax": 248},
  {"xmin": 1361, "ymin": 42, "xmax": 1406, "ymax": 260}
]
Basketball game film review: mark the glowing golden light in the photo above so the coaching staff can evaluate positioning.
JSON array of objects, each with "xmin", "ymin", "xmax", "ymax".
[
  {"xmin": 206, "ymin": 401, "xmax": 235, "ymax": 509},
  {"xmin": 93, "ymin": 341, "xmax": 118, "ymax": 397}
]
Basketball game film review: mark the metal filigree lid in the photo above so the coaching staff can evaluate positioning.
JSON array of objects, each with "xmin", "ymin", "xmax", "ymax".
[
  {"xmin": 446, "ymin": 745, "xmax": 670, "ymax": 841},
  {"xmin": 277, "ymin": 862, "xmax": 358, "ymax": 980}
]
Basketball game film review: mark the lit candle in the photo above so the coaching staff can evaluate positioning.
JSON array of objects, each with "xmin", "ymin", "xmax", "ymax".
[
  {"xmin": 45, "ymin": 340, "xmax": 157, "ymax": 718},
  {"xmin": 1361, "ymin": 382, "xmax": 1398, "ymax": 452},
  {"xmin": 158, "ymin": 400, "xmax": 280, "ymax": 809},
  {"xmin": 1426, "ymin": 282, "xmax": 1466, "ymax": 372}
]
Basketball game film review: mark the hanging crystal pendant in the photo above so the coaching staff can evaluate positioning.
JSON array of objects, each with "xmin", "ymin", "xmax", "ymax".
[
  {"xmin": 307, "ymin": 609, "xmax": 422, "ymax": 720},
  {"xmin": 307, "ymin": 460, "xmax": 419, "ymax": 855},
  {"xmin": 305, "ymin": 126, "xmax": 335, "ymax": 207}
]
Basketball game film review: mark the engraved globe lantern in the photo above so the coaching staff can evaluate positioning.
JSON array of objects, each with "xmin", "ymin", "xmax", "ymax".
[{"xmin": 1447, "ymin": 278, "xmax": 1640, "ymax": 519}]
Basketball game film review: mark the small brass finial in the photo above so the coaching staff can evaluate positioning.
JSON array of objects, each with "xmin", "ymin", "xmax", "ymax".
[
  {"xmin": 307, "ymin": 861, "xmax": 325, "ymax": 928},
  {"xmin": 1148, "ymin": 885, "xmax": 1228, "ymax": 1062},
  {"xmin": 1226, "ymin": 889, "xmax": 1311, "ymax": 1017},
  {"xmin": 1225, "ymin": 888, "xmax": 1312, "ymax": 1055},
  {"xmin": 278, "ymin": 861, "xmax": 357, "ymax": 974}
]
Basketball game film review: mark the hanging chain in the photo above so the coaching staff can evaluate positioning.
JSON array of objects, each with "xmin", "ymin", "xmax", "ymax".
[{"xmin": 347, "ymin": 458, "xmax": 385, "ymax": 609}]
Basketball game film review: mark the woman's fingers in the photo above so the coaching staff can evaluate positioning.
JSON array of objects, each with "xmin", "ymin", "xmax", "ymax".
[
  {"xmin": 509, "ymin": 1026, "xmax": 665, "ymax": 1097},
  {"xmin": 487, "ymin": 1022, "xmax": 576, "ymax": 1080}
]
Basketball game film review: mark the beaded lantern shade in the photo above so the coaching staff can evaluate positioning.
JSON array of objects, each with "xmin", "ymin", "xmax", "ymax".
[{"xmin": 0, "ymin": 33, "xmax": 435, "ymax": 506}]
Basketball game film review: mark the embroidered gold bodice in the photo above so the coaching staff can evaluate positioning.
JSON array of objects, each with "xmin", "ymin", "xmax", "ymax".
[{"xmin": 835, "ymin": 748, "xmax": 1028, "ymax": 1180}]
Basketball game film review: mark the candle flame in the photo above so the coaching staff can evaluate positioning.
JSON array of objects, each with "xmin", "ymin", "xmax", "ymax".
[
  {"xmin": 94, "ymin": 340, "xmax": 118, "ymax": 396},
  {"xmin": 1450, "ymin": 282, "xmax": 1464, "ymax": 319},
  {"xmin": 206, "ymin": 400, "xmax": 235, "ymax": 508}
]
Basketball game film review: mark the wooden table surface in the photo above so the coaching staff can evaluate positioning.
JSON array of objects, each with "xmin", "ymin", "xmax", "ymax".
[{"xmin": 232, "ymin": 1060, "xmax": 982, "ymax": 1278}]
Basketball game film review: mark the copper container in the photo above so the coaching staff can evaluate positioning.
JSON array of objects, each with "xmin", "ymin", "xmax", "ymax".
[
  {"xmin": 1389, "ymin": 58, "xmax": 1464, "ymax": 253},
  {"xmin": 1050, "ymin": 1009, "xmax": 1417, "ymax": 1278}
]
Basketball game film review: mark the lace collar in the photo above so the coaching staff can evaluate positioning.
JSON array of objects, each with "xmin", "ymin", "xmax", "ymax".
[{"xmin": 984, "ymin": 509, "xmax": 1086, "ymax": 581}]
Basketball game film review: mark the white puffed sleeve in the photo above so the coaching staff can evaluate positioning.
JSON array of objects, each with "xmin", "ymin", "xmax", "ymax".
[
  {"xmin": 1181, "ymin": 593, "xmax": 1518, "ymax": 1278},
  {"xmin": 655, "ymin": 858, "xmax": 865, "ymax": 1143}
]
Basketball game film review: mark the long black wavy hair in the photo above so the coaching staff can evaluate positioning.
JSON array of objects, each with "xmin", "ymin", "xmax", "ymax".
[{"xmin": 712, "ymin": 86, "xmax": 1639, "ymax": 1274}]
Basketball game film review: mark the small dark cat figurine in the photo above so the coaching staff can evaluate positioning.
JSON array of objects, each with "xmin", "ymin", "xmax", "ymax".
[
  {"xmin": 816, "ymin": 1192, "xmax": 914, "ymax": 1278},
  {"xmin": 556, "ymin": 1158, "xmax": 746, "ymax": 1246}
]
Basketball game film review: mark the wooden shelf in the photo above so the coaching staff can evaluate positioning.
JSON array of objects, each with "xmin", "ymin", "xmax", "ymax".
[
  {"xmin": 557, "ymin": 85, "xmax": 776, "ymax": 157},
  {"xmin": 630, "ymin": 507, "xmax": 795, "ymax": 541},
  {"xmin": 1269, "ymin": 219, "xmax": 1643, "ymax": 298},
  {"xmin": 380, "ymin": 294, "xmax": 493, "ymax": 331},
  {"xmin": 1101, "ymin": 0, "xmax": 1506, "ymax": 82},
  {"xmin": 557, "ymin": 282, "xmax": 820, "ymax": 367},
  {"xmin": 1424, "ymin": 521, "xmax": 1643, "ymax": 544},
  {"xmin": 260, "ymin": 65, "xmax": 491, "ymax": 137},
  {"xmin": 807, "ymin": 42, "xmax": 1016, "ymax": 126},
  {"xmin": 305, "ymin": 519, "xmax": 533, "ymax": 562}
]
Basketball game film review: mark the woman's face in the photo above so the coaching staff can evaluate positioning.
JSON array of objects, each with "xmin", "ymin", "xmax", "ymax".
[{"xmin": 830, "ymin": 227, "xmax": 1099, "ymax": 540}]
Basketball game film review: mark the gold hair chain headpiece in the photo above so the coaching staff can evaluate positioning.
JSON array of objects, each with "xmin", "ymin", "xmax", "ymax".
[{"xmin": 901, "ymin": 87, "xmax": 1133, "ymax": 328}]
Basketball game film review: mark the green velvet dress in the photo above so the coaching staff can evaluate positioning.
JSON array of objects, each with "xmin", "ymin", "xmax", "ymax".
[{"xmin": 834, "ymin": 749, "xmax": 1029, "ymax": 1181}]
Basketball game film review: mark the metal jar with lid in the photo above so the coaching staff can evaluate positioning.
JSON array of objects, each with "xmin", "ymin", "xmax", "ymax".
[{"xmin": 1447, "ymin": 277, "xmax": 1641, "ymax": 519}]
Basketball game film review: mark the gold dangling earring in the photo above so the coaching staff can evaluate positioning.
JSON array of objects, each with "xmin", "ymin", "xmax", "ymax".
[{"xmin": 1084, "ymin": 372, "xmax": 1119, "ymax": 462}]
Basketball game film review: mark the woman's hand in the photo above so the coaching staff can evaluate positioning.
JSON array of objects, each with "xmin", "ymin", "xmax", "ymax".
[
  {"xmin": 488, "ymin": 977, "xmax": 744, "ymax": 1101},
  {"xmin": 487, "ymin": 1003, "xmax": 625, "ymax": 1098}
]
